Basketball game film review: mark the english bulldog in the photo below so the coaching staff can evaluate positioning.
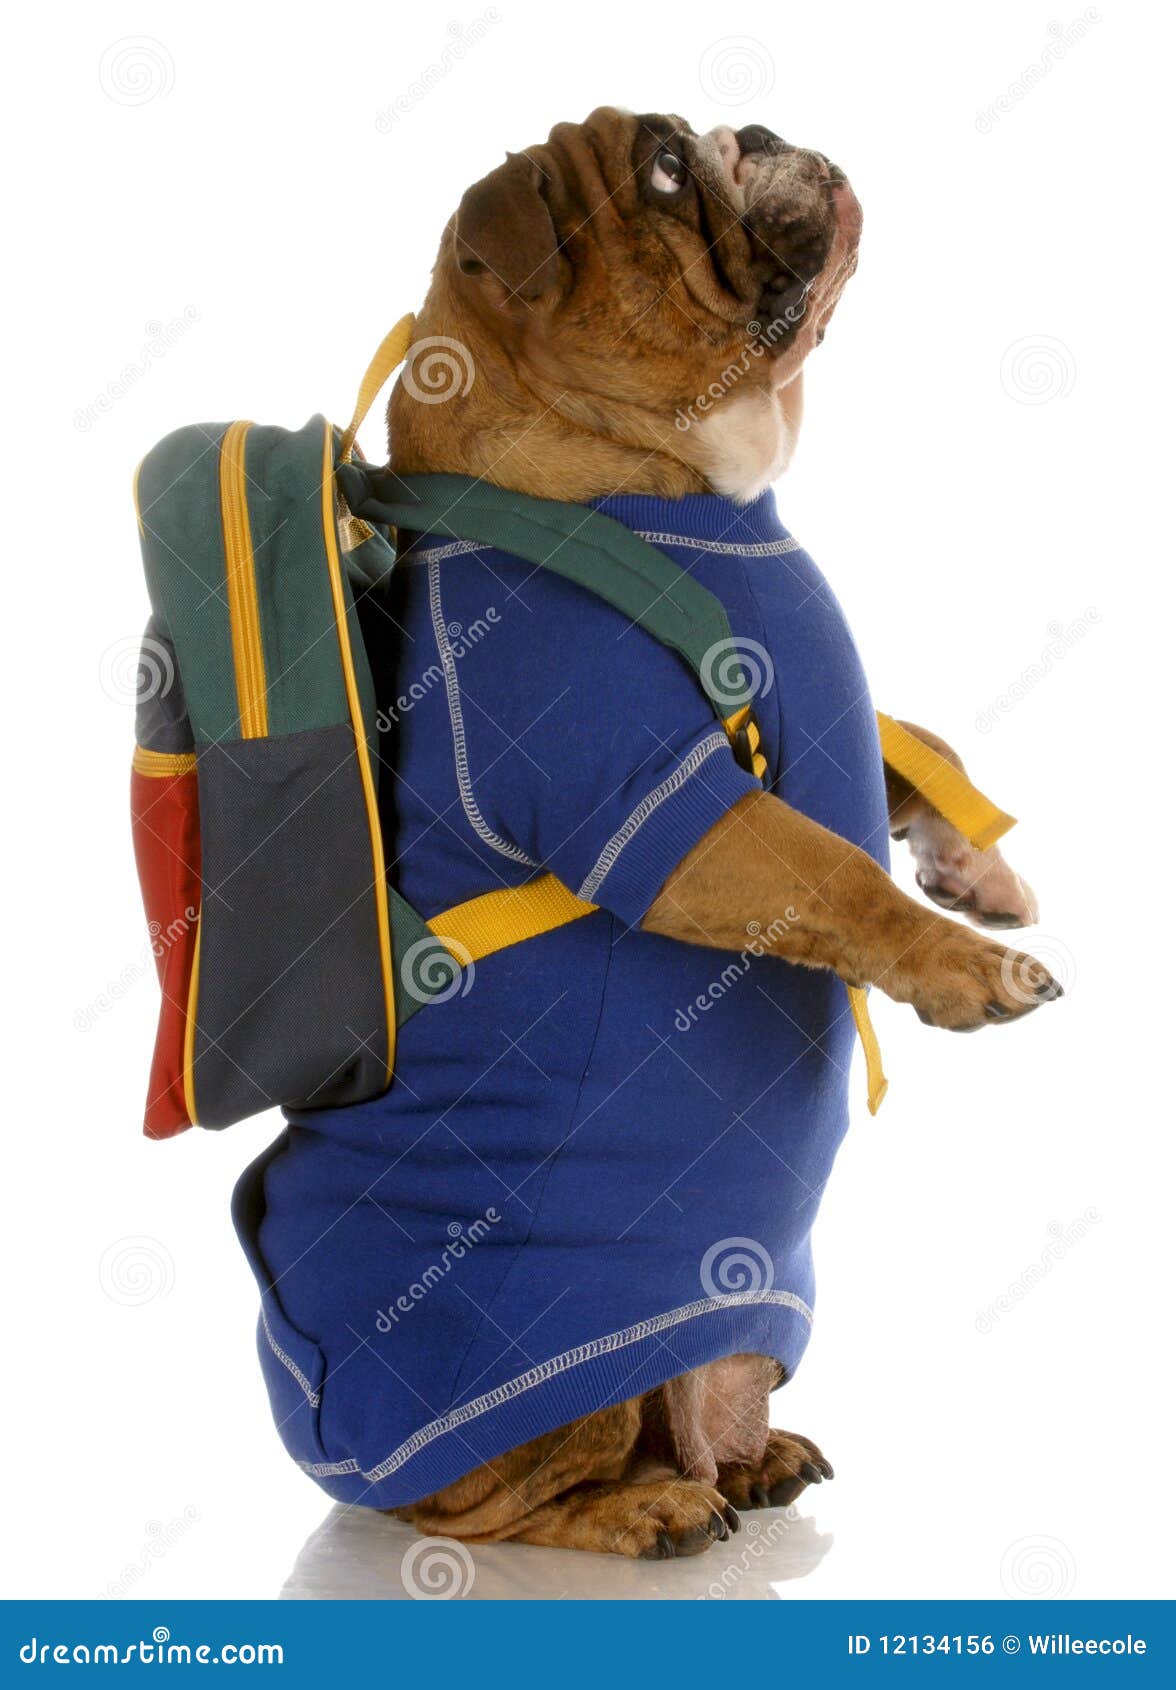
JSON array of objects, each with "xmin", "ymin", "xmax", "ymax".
[{"xmin": 367, "ymin": 107, "xmax": 1058, "ymax": 1558}]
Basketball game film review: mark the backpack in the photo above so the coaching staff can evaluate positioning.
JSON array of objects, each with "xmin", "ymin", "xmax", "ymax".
[{"xmin": 130, "ymin": 319, "xmax": 1014, "ymax": 1137}]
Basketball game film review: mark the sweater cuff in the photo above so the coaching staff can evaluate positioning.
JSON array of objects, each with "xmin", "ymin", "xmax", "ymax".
[{"xmin": 580, "ymin": 732, "xmax": 762, "ymax": 928}]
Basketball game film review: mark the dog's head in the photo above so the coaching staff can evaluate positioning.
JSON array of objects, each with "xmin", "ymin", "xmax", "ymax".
[{"xmin": 393, "ymin": 107, "xmax": 862, "ymax": 499}]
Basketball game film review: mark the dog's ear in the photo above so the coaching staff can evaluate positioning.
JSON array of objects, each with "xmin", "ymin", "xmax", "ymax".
[{"xmin": 453, "ymin": 152, "xmax": 562, "ymax": 306}]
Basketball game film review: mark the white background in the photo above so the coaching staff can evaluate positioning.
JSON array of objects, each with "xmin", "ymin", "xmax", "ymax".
[{"xmin": 3, "ymin": 0, "xmax": 1172, "ymax": 1602}]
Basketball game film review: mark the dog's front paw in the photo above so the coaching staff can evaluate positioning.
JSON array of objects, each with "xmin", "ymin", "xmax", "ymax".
[
  {"xmin": 898, "ymin": 810, "xmax": 1038, "ymax": 930},
  {"xmin": 717, "ymin": 1430, "xmax": 833, "ymax": 1510},
  {"xmin": 893, "ymin": 919, "xmax": 1062, "ymax": 1032}
]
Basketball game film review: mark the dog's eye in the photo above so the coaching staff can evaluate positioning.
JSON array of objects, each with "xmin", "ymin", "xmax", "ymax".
[{"xmin": 650, "ymin": 149, "xmax": 688, "ymax": 194}]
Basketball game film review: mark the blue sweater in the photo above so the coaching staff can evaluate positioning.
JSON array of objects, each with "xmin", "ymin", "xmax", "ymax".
[{"xmin": 232, "ymin": 489, "xmax": 890, "ymax": 1508}]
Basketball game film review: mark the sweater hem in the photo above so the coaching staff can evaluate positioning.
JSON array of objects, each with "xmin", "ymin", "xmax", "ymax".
[{"xmin": 295, "ymin": 1290, "xmax": 813, "ymax": 1509}]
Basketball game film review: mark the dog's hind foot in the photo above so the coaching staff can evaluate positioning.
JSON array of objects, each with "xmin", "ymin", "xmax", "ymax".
[{"xmin": 717, "ymin": 1429, "xmax": 833, "ymax": 1510}]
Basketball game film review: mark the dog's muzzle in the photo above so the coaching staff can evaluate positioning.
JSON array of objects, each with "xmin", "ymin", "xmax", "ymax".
[{"xmin": 733, "ymin": 134, "xmax": 860, "ymax": 346}]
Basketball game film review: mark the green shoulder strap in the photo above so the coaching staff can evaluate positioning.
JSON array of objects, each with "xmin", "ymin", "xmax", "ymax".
[{"xmin": 335, "ymin": 466, "xmax": 759, "ymax": 726}]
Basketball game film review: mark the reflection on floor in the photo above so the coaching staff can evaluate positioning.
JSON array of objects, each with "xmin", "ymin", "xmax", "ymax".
[{"xmin": 283, "ymin": 1501, "xmax": 832, "ymax": 1600}]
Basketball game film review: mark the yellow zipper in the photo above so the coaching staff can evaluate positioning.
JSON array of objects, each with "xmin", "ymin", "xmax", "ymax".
[
  {"xmin": 182, "ymin": 914, "xmax": 202, "ymax": 1127},
  {"xmin": 318, "ymin": 422, "xmax": 396, "ymax": 1085},
  {"xmin": 132, "ymin": 745, "xmax": 197, "ymax": 779},
  {"xmin": 218, "ymin": 420, "xmax": 268, "ymax": 737}
]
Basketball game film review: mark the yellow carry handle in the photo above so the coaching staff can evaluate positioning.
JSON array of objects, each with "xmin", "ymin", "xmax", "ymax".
[{"xmin": 339, "ymin": 314, "xmax": 417, "ymax": 463}]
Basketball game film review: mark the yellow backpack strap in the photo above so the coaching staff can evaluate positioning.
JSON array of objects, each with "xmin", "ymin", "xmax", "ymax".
[
  {"xmin": 846, "ymin": 985, "xmax": 888, "ymax": 1116},
  {"xmin": 876, "ymin": 711, "xmax": 1014, "ymax": 852},
  {"xmin": 428, "ymin": 874, "xmax": 596, "ymax": 962},
  {"xmin": 431, "ymin": 874, "xmax": 891, "ymax": 1116},
  {"xmin": 339, "ymin": 314, "xmax": 417, "ymax": 463}
]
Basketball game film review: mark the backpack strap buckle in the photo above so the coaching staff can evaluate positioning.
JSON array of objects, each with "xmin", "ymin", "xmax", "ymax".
[{"xmin": 724, "ymin": 704, "xmax": 769, "ymax": 783}]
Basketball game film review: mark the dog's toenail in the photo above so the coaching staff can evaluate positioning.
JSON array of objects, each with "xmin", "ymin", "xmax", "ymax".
[
  {"xmin": 801, "ymin": 1460, "xmax": 823, "ymax": 1482},
  {"xmin": 921, "ymin": 881, "xmax": 967, "ymax": 910},
  {"xmin": 984, "ymin": 1001, "xmax": 1012, "ymax": 1019},
  {"xmin": 751, "ymin": 1484, "xmax": 771, "ymax": 1507},
  {"xmin": 724, "ymin": 1502, "xmax": 741, "ymax": 1533}
]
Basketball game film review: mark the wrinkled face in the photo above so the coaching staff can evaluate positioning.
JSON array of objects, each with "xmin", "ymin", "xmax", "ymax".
[
  {"xmin": 447, "ymin": 106, "xmax": 862, "ymax": 406},
  {"xmin": 623, "ymin": 113, "xmax": 862, "ymax": 366}
]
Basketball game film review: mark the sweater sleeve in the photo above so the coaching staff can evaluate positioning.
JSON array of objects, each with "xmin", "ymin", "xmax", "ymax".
[{"xmin": 425, "ymin": 549, "xmax": 762, "ymax": 926}]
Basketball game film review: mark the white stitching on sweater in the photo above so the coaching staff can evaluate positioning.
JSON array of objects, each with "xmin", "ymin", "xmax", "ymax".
[
  {"xmin": 634, "ymin": 530, "xmax": 801, "ymax": 558},
  {"xmin": 403, "ymin": 539, "xmax": 483, "ymax": 564},
  {"xmin": 261, "ymin": 1309, "xmax": 320, "ymax": 1407},
  {"xmin": 576, "ymin": 731, "xmax": 730, "ymax": 902},
  {"xmin": 296, "ymin": 1289, "xmax": 812, "ymax": 1484},
  {"xmin": 299, "ymin": 1456, "xmax": 360, "ymax": 1476},
  {"xmin": 429, "ymin": 558, "xmax": 539, "ymax": 868}
]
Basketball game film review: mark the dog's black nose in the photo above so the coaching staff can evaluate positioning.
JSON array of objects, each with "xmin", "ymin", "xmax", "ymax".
[{"xmin": 735, "ymin": 124, "xmax": 785, "ymax": 157}]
